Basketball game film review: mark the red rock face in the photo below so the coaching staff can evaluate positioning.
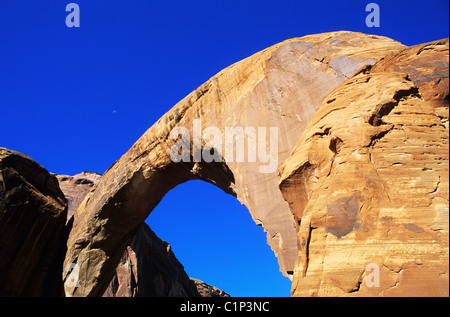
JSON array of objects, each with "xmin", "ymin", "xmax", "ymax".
[
  {"xmin": 0, "ymin": 148, "xmax": 68, "ymax": 296},
  {"xmin": 56, "ymin": 172, "xmax": 102, "ymax": 221}
]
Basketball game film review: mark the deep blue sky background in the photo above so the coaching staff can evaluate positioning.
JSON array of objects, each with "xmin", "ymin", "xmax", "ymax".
[{"xmin": 0, "ymin": 0, "xmax": 448, "ymax": 297}]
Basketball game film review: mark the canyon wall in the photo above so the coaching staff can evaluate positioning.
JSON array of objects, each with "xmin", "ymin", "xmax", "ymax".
[
  {"xmin": 0, "ymin": 148, "xmax": 68, "ymax": 296},
  {"xmin": 279, "ymin": 39, "xmax": 449, "ymax": 296}
]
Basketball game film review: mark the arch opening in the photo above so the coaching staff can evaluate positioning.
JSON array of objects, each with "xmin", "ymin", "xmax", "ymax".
[
  {"xmin": 146, "ymin": 179, "xmax": 292, "ymax": 297},
  {"xmin": 65, "ymin": 157, "xmax": 247, "ymax": 296}
]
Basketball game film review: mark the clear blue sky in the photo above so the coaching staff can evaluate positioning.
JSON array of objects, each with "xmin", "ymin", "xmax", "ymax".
[{"xmin": 0, "ymin": 0, "xmax": 448, "ymax": 297}]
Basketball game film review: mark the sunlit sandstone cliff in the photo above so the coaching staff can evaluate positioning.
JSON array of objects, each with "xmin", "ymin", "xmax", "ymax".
[
  {"xmin": 279, "ymin": 39, "xmax": 449, "ymax": 296},
  {"xmin": 62, "ymin": 31, "xmax": 446, "ymax": 297},
  {"xmin": 2, "ymin": 31, "xmax": 447, "ymax": 298}
]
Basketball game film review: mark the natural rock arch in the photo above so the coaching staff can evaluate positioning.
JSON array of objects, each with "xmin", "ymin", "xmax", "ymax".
[
  {"xmin": 63, "ymin": 32, "xmax": 406, "ymax": 296},
  {"xmin": 147, "ymin": 178, "xmax": 290, "ymax": 296}
]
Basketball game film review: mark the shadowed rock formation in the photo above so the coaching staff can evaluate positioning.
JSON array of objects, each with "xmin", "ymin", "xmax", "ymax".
[
  {"xmin": 0, "ymin": 148, "xmax": 68, "ymax": 296},
  {"xmin": 63, "ymin": 31, "xmax": 407, "ymax": 297},
  {"xmin": 190, "ymin": 278, "xmax": 230, "ymax": 297},
  {"xmin": 102, "ymin": 223, "xmax": 200, "ymax": 297},
  {"xmin": 56, "ymin": 172, "xmax": 102, "ymax": 221}
]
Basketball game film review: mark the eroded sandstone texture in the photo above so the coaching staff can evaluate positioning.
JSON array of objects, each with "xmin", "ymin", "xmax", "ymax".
[
  {"xmin": 57, "ymin": 172, "xmax": 221, "ymax": 297},
  {"xmin": 56, "ymin": 172, "xmax": 102, "ymax": 221},
  {"xmin": 279, "ymin": 39, "xmax": 449, "ymax": 296},
  {"xmin": 0, "ymin": 148, "xmax": 67, "ymax": 296},
  {"xmin": 64, "ymin": 32, "xmax": 407, "ymax": 297},
  {"xmin": 63, "ymin": 32, "xmax": 448, "ymax": 297}
]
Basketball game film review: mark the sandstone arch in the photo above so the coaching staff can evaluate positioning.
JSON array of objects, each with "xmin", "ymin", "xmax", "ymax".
[{"xmin": 63, "ymin": 32, "xmax": 406, "ymax": 296}]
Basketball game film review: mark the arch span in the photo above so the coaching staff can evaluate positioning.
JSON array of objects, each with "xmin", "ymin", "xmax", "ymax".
[{"xmin": 63, "ymin": 32, "xmax": 405, "ymax": 296}]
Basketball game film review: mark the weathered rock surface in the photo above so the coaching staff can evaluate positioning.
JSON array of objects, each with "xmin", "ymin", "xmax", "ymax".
[
  {"xmin": 103, "ymin": 223, "xmax": 200, "ymax": 297},
  {"xmin": 190, "ymin": 278, "xmax": 230, "ymax": 297},
  {"xmin": 279, "ymin": 39, "xmax": 449, "ymax": 296},
  {"xmin": 0, "ymin": 148, "xmax": 68, "ymax": 296},
  {"xmin": 57, "ymin": 172, "xmax": 224, "ymax": 297},
  {"xmin": 371, "ymin": 38, "xmax": 449, "ymax": 109},
  {"xmin": 64, "ymin": 31, "xmax": 407, "ymax": 297},
  {"xmin": 56, "ymin": 172, "xmax": 102, "ymax": 221},
  {"xmin": 3, "ymin": 32, "xmax": 447, "ymax": 298}
]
